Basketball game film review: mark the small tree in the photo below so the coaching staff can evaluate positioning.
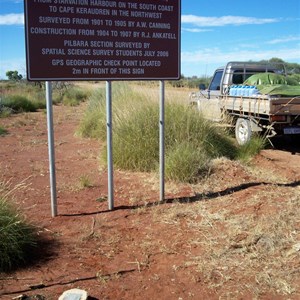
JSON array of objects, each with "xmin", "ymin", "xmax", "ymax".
[{"xmin": 6, "ymin": 70, "xmax": 23, "ymax": 81}]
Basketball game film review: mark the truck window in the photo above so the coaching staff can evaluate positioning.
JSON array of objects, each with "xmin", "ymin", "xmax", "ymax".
[
  {"xmin": 209, "ymin": 70, "xmax": 223, "ymax": 90},
  {"xmin": 232, "ymin": 72, "xmax": 244, "ymax": 84},
  {"xmin": 232, "ymin": 69, "xmax": 275, "ymax": 84}
]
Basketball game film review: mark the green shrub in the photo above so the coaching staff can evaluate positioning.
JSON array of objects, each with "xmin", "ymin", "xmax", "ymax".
[
  {"xmin": 1, "ymin": 95, "xmax": 37, "ymax": 113},
  {"xmin": 0, "ymin": 193, "xmax": 37, "ymax": 271},
  {"xmin": 76, "ymin": 87, "xmax": 106, "ymax": 139},
  {"xmin": 0, "ymin": 107, "xmax": 12, "ymax": 118},
  {"xmin": 29, "ymin": 90, "xmax": 47, "ymax": 110},
  {"xmin": 62, "ymin": 87, "xmax": 89, "ymax": 106},
  {"xmin": 236, "ymin": 136, "xmax": 267, "ymax": 163},
  {"xmin": 164, "ymin": 103, "xmax": 237, "ymax": 159},
  {"xmin": 165, "ymin": 142, "xmax": 210, "ymax": 182},
  {"xmin": 0, "ymin": 81, "xmax": 63, "ymax": 110},
  {"xmin": 79, "ymin": 82, "xmax": 238, "ymax": 182},
  {"xmin": 0, "ymin": 126, "xmax": 8, "ymax": 136},
  {"xmin": 112, "ymin": 103, "xmax": 159, "ymax": 171},
  {"xmin": 287, "ymin": 74, "xmax": 300, "ymax": 85},
  {"xmin": 52, "ymin": 90, "xmax": 64, "ymax": 105},
  {"xmin": 164, "ymin": 104, "xmax": 237, "ymax": 180}
]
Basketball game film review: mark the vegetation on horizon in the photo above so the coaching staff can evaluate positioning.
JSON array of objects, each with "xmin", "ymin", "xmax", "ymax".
[{"xmin": 5, "ymin": 70, "xmax": 23, "ymax": 81}]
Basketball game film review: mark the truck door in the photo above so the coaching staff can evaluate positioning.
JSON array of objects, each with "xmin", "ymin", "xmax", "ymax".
[
  {"xmin": 208, "ymin": 70, "xmax": 223, "ymax": 98},
  {"xmin": 198, "ymin": 70, "xmax": 223, "ymax": 121}
]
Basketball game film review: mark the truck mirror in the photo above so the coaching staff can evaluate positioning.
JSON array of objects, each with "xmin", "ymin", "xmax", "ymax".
[{"xmin": 199, "ymin": 84, "xmax": 206, "ymax": 90}]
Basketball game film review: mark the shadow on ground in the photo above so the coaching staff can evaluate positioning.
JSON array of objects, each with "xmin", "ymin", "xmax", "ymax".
[
  {"xmin": 269, "ymin": 135, "xmax": 300, "ymax": 154},
  {"xmin": 60, "ymin": 180, "xmax": 300, "ymax": 217}
]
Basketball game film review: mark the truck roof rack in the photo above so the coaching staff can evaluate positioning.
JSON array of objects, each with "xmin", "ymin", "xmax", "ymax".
[{"xmin": 224, "ymin": 61, "xmax": 286, "ymax": 75}]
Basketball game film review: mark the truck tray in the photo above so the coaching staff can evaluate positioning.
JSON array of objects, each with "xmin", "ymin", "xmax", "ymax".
[{"xmin": 220, "ymin": 95, "xmax": 300, "ymax": 117}]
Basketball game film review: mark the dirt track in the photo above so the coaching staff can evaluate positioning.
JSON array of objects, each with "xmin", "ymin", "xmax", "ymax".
[{"xmin": 1, "ymin": 103, "xmax": 300, "ymax": 299}]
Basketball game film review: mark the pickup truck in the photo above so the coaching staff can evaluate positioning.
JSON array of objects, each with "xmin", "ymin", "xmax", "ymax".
[{"xmin": 189, "ymin": 61, "xmax": 300, "ymax": 145}]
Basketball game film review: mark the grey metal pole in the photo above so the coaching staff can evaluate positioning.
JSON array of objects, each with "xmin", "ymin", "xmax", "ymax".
[
  {"xmin": 45, "ymin": 81, "xmax": 57, "ymax": 217},
  {"xmin": 106, "ymin": 81, "xmax": 114, "ymax": 210},
  {"xmin": 159, "ymin": 80, "xmax": 165, "ymax": 202}
]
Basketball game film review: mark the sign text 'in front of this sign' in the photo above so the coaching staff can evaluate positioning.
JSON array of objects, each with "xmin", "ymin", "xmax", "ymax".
[{"xmin": 24, "ymin": 0, "xmax": 181, "ymax": 81}]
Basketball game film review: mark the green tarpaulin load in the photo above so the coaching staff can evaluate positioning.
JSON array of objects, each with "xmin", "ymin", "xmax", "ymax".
[
  {"xmin": 243, "ymin": 73, "xmax": 300, "ymax": 96},
  {"xmin": 257, "ymin": 85, "xmax": 300, "ymax": 96}
]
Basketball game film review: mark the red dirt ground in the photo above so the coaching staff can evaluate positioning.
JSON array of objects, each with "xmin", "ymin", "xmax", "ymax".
[{"xmin": 1, "ymin": 103, "xmax": 300, "ymax": 299}]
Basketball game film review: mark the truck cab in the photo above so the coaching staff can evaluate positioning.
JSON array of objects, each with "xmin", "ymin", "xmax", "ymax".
[
  {"xmin": 202, "ymin": 61, "xmax": 285, "ymax": 98},
  {"xmin": 190, "ymin": 61, "xmax": 285, "ymax": 119}
]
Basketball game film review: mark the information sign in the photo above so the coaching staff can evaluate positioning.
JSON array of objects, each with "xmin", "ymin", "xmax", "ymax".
[{"xmin": 24, "ymin": 0, "xmax": 181, "ymax": 80}]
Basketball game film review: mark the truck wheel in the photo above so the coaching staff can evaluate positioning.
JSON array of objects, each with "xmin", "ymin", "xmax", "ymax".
[{"xmin": 235, "ymin": 118, "xmax": 252, "ymax": 145}]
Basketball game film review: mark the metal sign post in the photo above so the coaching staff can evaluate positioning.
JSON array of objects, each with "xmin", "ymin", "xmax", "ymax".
[
  {"xmin": 159, "ymin": 81, "xmax": 165, "ymax": 202},
  {"xmin": 45, "ymin": 81, "xmax": 57, "ymax": 217},
  {"xmin": 106, "ymin": 81, "xmax": 114, "ymax": 210}
]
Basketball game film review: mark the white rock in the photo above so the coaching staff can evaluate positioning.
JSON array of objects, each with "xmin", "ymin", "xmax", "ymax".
[
  {"xmin": 58, "ymin": 289, "xmax": 88, "ymax": 300},
  {"xmin": 293, "ymin": 242, "xmax": 300, "ymax": 252}
]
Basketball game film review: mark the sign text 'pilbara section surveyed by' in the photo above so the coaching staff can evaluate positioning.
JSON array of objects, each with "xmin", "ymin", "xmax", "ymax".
[{"xmin": 25, "ymin": 0, "xmax": 181, "ymax": 80}]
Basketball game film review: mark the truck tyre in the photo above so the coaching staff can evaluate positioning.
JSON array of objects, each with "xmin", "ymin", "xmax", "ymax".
[{"xmin": 235, "ymin": 118, "xmax": 252, "ymax": 145}]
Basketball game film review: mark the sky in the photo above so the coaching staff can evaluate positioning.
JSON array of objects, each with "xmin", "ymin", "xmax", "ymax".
[{"xmin": 0, "ymin": 0, "xmax": 299, "ymax": 79}]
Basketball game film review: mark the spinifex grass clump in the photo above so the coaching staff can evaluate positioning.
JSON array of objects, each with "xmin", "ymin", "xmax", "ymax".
[
  {"xmin": 0, "ymin": 81, "xmax": 89, "ymax": 114},
  {"xmin": 165, "ymin": 103, "xmax": 237, "ymax": 182},
  {"xmin": 77, "ymin": 86, "xmax": 107, "ymax": 139},
  {"xmin": 0, "ymin": 126, "xmax": 8, "ymax": 136},
  {"xmin": 0, "ymin": 185, "xmax": 37, "ymax": 271},
  {"xmin": 1, "ymin": 95, "xmax": 37, "ymax": 113},
  {"xmin": 62, "ymin": 87, "xmax": 90, "ymax": 106},
  {"xmin": 113, "ymin": 102, "xmax": 159, "ymax": 171},
  {"xmin": 165, "ymin": 142, "xmax": 209, "ymax": 182},
  {"xmin": 236, "ymin": 135, "xmax": 267, "ymax": 163},
  {"xmin": 0, "ymin": 81, "xmax": 48, "ymax": 114},
  {"xmin": 78, "ymin": 82, "xmax": 238, "ymax": 182}
]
